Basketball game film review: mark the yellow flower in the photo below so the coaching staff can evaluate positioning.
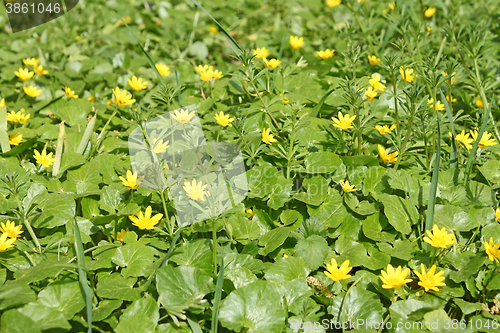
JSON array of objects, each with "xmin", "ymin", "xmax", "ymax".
[
  {"xmin": 119, "ymin": 170, "xmax": 139, "ymax": 190},
  {"xmin": 115, "ymin": 16, "xmax": 132, "ymax": 26},
  {"xmin": 378, "ymin": 145, "xmax": 398, "ymax": 163},
  {"xmin": 111, "ymin": 228, "xmax": 129, "ymax": 242},
  {"xmin": 388, "ymin": 2, "xmax": 395, "ymax": 10},
  {"xmin": 0, "ymin": 98, "xmax": 4, "ymax": 107},
  {"xmin": 365, "ymin": 87, "xmax": 378, "ymax": 101},
  {"xmin": 208, "ymin": 26, "xmax": 219, "ymax": 34},
  {"xmin": 476, "ymin": 98, "xmax": 484, "ymax": 108},
  {"xmin": 0, "ymin": 220, "xmax": 23, "ymax": 239},
  {"xmin": 8, "ymin": 133, "xmax": 23, "ymax": 146},
  {"xmin": 399, "ymin": 67, "xmax": 415, "ymax": 83},
  {"xmin": 155, "ymin": 63, "xmax": 171, "ymax": 77},
  {"xmin": 183, "ymin": 179, "xmax": 210, "ymax": 202},
  {"xmin": 278, "ymin": 92, "xmax": 289, "ymax": 104},
  {"xmin": 427, "ymin": 26, "xmax": 433, "ymax": 34},
  {"xmin": 253, "ymin": 47, "xmax": 270, "ymax": 59},
  {"xmin": 263, "ymin": 58, "xmax": 281, "ymax": 70},
  {"xmin": 496, "ymin": 207, "xmax": 500, "ymax": 222},
  {"xmin": 171, "ymin": 109, "xmax": 196, "ymax": 124},
  {"xmin": 106, "ymin": 100, "xmax": 114, "ymax": 108},
  {"xmin": 128, "ymin": 76, "xmax": 148, "ymax": 91},
  {"xmin": 63, "ymin": 87, "xmax": 79, "ymax": 99},
  {"xmin": 443, "ymin": 71, "xmax": 457, "ymax": 84},
  {"xmin": 445, "ymin": 95, "xmax": 457, "ymax": 103},
  {"xmin": 316, "ymin": 49, "xmax": 335, "ymax": 60},
  {"xmin": 368, "ymin": 74, "xmax": 386, "ymax": 91},
  {"xmin": 153, "ymin": 138, "xmax": 170, "ymax": 154},
  {"xmin": 375, "ymin": 124, "xmax": 396, "ymax": 135},
  {"xmin": 129, "ymin": 206, "xmax": 163, "ymax": 230},
  {"xmin": 324, "ymin": 258, "xmax": 352, "ymax": 282},
  {"xmin": 113, "ymin": 87, "xmax": 136, "ymax": 107},
  {"xmin": 23, "ymin": 86, "xmax": 42, "ymax": 97},
  {"xmin": 262, "ymin": 128, "xmax": 277, "ymax": 145},
  {"xmin": 449, "ymin": 130, "xmax": 473, "ymax": 150},
  {"xmin": 246, "ymin": 208, "xmax": 253, "ymax": 215},
  {"xmin": 332, "ymin": 111, "xmax": 356, "ymax": 130},
  {"xmin": 484, "ymin": 237, "xmax": 500, "ymax": 263},
  {"xmin": 424, "ymin": 7, "xmax": 436, "ymax": 18},
  {"xmin": 34, "ymin": 64, "xmax": 49, "ymax": 76},
  {"xmin": 0, "ymin": 233, "xmax": 16, "ymax": 252},
  {"xmin": 199, "ymin": 67, "xmax": 223, "ymax": 82},
  {"xmin": 427, "ymin": 98, "xmax": 444, "ymax": 111},
  {"xmin": 414, "ymin": 264, "xmax": 446, "ymax": 292},
  {"xmin": 15, "ymin": 68, "xmax": 34, "ymax": 81},
  {"xmin": 88, "ymin": 95, "xmax": 95, "ymax": 102},
  {"xmin": 339, "ymin": 180, "xmax": 356, "ymax": 193},
  {"xmin": 23, "ymin": 58, "xmax": 39, "ymax": 66},
  {"xmin": 195, "ymin": 65, "xmax": 212, "ymax": 74},
  {"xmin": 470, "ymin": 130, "xmax": 497, "ymax": 148},
  {"xmin": 326, "ymin": 0, "xmax": 341, "ymax": 7},
  {"xmin": 214, "ymin": 111, "xmax": 234, "ymax": 127},
  {"xmin": 289, "ymin": 36, "xmax": 304, "ymax": 49},
  {"xmin": 7, "ymin": 110, "xmax": 30, "ymax": 124},
  {"xmin": 380, "ymin": 264, "xmax": 412, "ymax": 289},
  {"xmin": 33, "ymin": 149, "xmax": 57, "ymax": 168},
  {"xmin": 368, "ymin": 55, "xmax": 380, "ymax": 65},
  {"xmin": 423, "ymin": 224, "xmax": 455, "ymax": 248}
]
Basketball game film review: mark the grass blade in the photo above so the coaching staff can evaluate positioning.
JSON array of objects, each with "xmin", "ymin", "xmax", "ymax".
[
  {"xmin": 309, "ymin": 87, "xmax": 335, "ymax": 117},
  {"xmin": 62, "ymin": 194, "xmax": 92, "ymax": 333},
  {"xmin": 424, "ymin": 112, "xmax": 441, "ymax": 246},
  {"xmin": 211, "ymin": 256, "xmax": 224, "ymax": 333},
  {"xmin": 191, "ymin": 0, "xmax": 243, "ymax": 56},
  {"xmin": 161, "ymin": 226, "xmax": 182, "ymax": 267},
  {"xmin": 440, "ymin": 90, "xmax": 458, "ymax": 169},
  {"xmin": 0, "ymin": 104, "xmax": 11, "ymax": 153},
  {"xmin": 52, "ymin": 121, "xmax": 65, "ymax": 177},
  {"xmin": 463, "ymin": 96, "xmax": 493, "ymax": 186}
]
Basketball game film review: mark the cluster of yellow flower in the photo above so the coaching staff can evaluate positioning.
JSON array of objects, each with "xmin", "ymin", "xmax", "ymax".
[
  {"xmin": 450, "ymin": 129, "xmax": 497, "ymax": 149},
  {"xmin": 17, "ymin": 58, "xmax": 46, "ymax": 98},
  {"xmin": 195, "ymin": 65, "xmax": 224, "ymax": 83},
  {"xmin": 365, "ymin": 73, "xmax": 386, "ymax": 101},
  {"xmin": 253, "ymin": 47, "xmax": 281, "ymax": 70},
  {"xmin": 0, "ymin": 221, "xmax": 23, "ymax": 253}
]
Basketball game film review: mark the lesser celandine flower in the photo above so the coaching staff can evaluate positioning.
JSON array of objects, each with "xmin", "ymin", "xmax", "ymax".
[
  {"xmin": 339, "ymin": 180, "xmax": 355, "ymax": 193},
  {"xmin": 33, "ymin": 149, "xmax": 57, "ymax": 168},
  {"xmin": 23, "ymin": 86, "xmax": 42, "ymax": 97},
  {"xmin": 129, "ymin": 206, "xmax": 163, "ymax": 230},
  {"xmin": 113, "ymin": 87, "xmax": 136, "ymax": 107},
  {"xmin": 88, "ymin": 95, "xmax": 95, "ymax": 102},
  {"xmin": 112, "ymin": 228, "xmax": 129, "ymax": 242},
  {"xmin": 316, "ymin": 49, "xmax": 335, "ymax": 60},
  {"xmin": 423, "ymin": 224, "xmax": 455, "ymax": 248},
  {"xmin": 445, "ymin": 95, "xmax": 457, "ymax": 103},
  {"xmin": 289, "ymin": 36, "xmax": 304, "ymax": 49},
  {"xmin": 253, "ymin": 47, "xmax": 270, "ymax": 59},
  {"xmin": 375, "ymin": 124, "xmax": 396, "ymax": 135},
  {"xmin": 0, "ymin": 233, "xmax": 16, "ymax": 252},
  {"xmin": 332, "ymin": 112, "xmax": 356, "ymax": 130},
  {"xmin": 399, "ymin": 67, "xmax": 415, "ymax": 83},
  {"xmin": 470, "ymin": 130, "xmax": 497, "ymax": 148},
  {"xmin": 496, "ymin": 208, "xmax": 500, "ymax": 222},
  {"xmin": 183, "ymin": 179, "xmax": 209, "ymax": 202},
  {"xmin": 23, "ymin": 58, "xmax": 39, "ymax": 66},
  {"xmin": 15, "ymin": 68, "xmax": 34, "ymax": 81},
  {"xmin": 380, "ymin": 264, "xmax": 412, "ymax": 290},
  {"xmin": 449, "ymin": 130, "xmax": 473, "ymax": 150},
  {"xmin": 153, "ymin": 139, "xmax": 170, "ymax": 154},
  {"xmin": 262, "ymin": 128, "xmax": 277, "ymax": 145},
  {"xmin": 279, "ymin": 92, "xmax": 289, "ymax": 104},
  {"xmin": 63, "ymin": 87, "xmax": 79, "ymax": 99},
  {"xmin": 155, "ymin": 63, "xmax": 171, "ymax": 77},
  {"xmin": 368, "ymin": 74, "xmax": 386, "ymax": 91},
  {"xmin": 171, "ymin": 109, "xmax": 196, "ymax": 124},
  {"xmin": 484, "ymin": 237, "xmax": 500, "ymax": 263},
  {"xmin": 326, "ymin": 0, "xmax": 341, "ymax": 7},
  {"xmin": 427, "ymin": 98, "xmax": 444, "ymax": 111},
  {"xmin": 263, "ymin": 58, "xmax": 281, "ymax": 70},
  {"xmin": 368, "ymin": 55, "xmax": 380, "ymax": 65},
  {"xmin": 414, "ymin": 264, "xmax": 446, "ymax": 292},
  {"xmin": 128, "ymin": 76, "xmax": 148, "ymax": 91},
  {"xmin": 7, "ymin": 110, "xmax": 30, "ymax": 124},
  {"xmin": 208, "ymin": 26, "xmax": 219, "ymax": 34},
  {"xmin": 8, "ymin": 133, "xmax": 23, "ymax": 146},
  {"xmin": 443, "ymin": 71, "xmax": 457, "ymax": 84},
  {"xmin": 119, "ymin": 170, "xmax": 139, "ymax": 190},
  {"xmin": 0, "ymin": 220, "xmax": 23, "ymax": 239},
  {"xmin": 424, "ymin": 7, "xmax": 436, "ymax": 18},
  {"xmin": 324, "ymin": 258, "xmax": 352, "ymax": 282},
  {"xmin": 34, "ymin": 64, "xmax": 49, "ymax": 76},
  {"xmin": 389, "ymin": 2, "xmax": 395, "ymax": 10},
  {"xmin": 365, "ymin": 87, "xmax": 378, "ymax": 101},
  {"xmin": 378, "ymin": 145, "xmax": 398, "ymax": 163},
  {"xmin": 476, "ymin": 98, "xmax": 484, "ymax": 108},
  {"xmin": 200, "ymin": 67, "xmax": 223, "ymax": 82},
  {"xmin": 214, "ymin": 111, "xmax": 234, "ymax": 127}
]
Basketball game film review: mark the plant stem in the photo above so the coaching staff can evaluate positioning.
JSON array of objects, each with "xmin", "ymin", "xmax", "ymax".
[
  {"xmin": 355, "ymin": 106, "xmax": 362, "ymax": 155},
  {"xmin": 394, "ymin": 112, "xmax": 415, "ymax": 170},
  {"xmin": 212, "ymin": 218, "xmax": 217, "ymax": 275},
  {"xmin": 159, "ymin": 190, "xmax": 172, "ymax": 236},
  {"xmin": 250, "ymin": 81, "xmax": 280, "ymax": 129}
]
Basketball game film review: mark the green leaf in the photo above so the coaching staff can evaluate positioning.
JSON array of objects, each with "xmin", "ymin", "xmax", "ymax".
[
  {"xmin": 226, "ymin": 213, "xmax": 264, "ymax": 245},
  {"xmin": 294, "ymin": 235, "xmax": 329, "ymax": 271},
  {"xmin": 67, "ymin": 163, "xmax": 102, "ymax": 194},
  {"xmin": 37, "ymin": 281, "xmax": 86, "ymax": 320},
  {"xmin": 219, "ymin": 281, "xmax": 286, "ymax": 333},
  {"xmin": 156, "ymin": 266, "xmax": 213, "ymax": 318},
  {"xmin": 99, "ymin": 186, "xmax": 122, "ymax": 214},
  {"xmin": 478, "ymin": 159, "xmax": 500, "ymax": 184},
  {"xmin": 264, "ymin": 257, "xmax": 310, "ymax": 283},
  {"xmin": 92, "ymin": 300, "xmax": 123, "ymax": 321},
  {"xmin": 32, "ymin": 194, "xmax": 76, "ymax": 228},
  {"xmin": 0, "ymin": 284, "xmax": 36, "ymax": 311},
  {"xmin": 433, "ymin": 204, "xmax": 479, "ymax": 232},
  {"xmin": 96, "ymin": 275, "xmax": 142, "ymax": 301},
  {"xmin": 268, "ymin": 177, "xmax": 293, "ymax": 209},
  {"xmin": 377, "ymin": 240, "xmax": 416, "ymax": 261},
  {"xmin": 378, "ymin": 193, "xmax": 415, "ymax": 234},
  {"xmin": 53, "ymin": 99, "xmax": 92, "ymax": 126},
  {"xmin": 111, "ymin": 243, "xmax": 154, "ymax": 278},
  {"xmin": 293, "ymin": 176, "xmax": 329, "ymax": 205},
  {"xmin": 225, "ymin": 266, "xmax": 257, "ymax": 289},
  {"xmin": 362, "ymin": 212, "xmax": 397, "ymax": 243},
  {"xmin": 169, "ymin": 239, "xmax": 213, "ymax": 276},
  {"xmin": 304, "ymin": 152, "xmax": 342, "ymax": 174},
  {"xmin": 296, "ymin": 216, "xmax": 328, "ymax": 238},
  {"xmin": 115, "ymin": 314, "xmax": 157, "ymax": 333},
  {"xmin": 258, "ymin": 227, "xmax": 291, "ymax": 256},
  {"xmin": 307, "ymin": 192, "xmax": 345, "ymax": 228},
  {"xmin": 0, "ymin": 309, "xmax": 41, "ymax": 333},
  {"xmin": 344, "ymin": 194, "xmax": 378, "ymax": 216},
  {"xmin": 329, "ymin": 286, "xmax": 384, "ymax": 323},
  {"xmin": 12, "ymin": 259, "xmax": 77, "ymax": 284},
  {"xmin": 57, "ymin": 152, "xmax": 86, "ymax": 176},
  {"xmin": 17, "ymin": 302, "xmax": 71, "ymax": 331}
]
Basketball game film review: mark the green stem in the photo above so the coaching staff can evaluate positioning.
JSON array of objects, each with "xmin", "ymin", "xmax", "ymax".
[
  {"xmin": 250, "ymin": 81, "xmax": 280, "ymax": 129},
  {"xmin": 334, "ymin": 131, "xmax": 343, "ymax": 154},
  {"xmin": 394, "ymin": 112, "xmax": 415, "ymax": 170},
  {"xmin": 355, "ymin": 106, "xmax": 362, "ymax": 155},
  {"xmin": 391, "ymin": 72, "xmax": 401, "ymax": 145},
  {"xmin": 14, "ymin": 196, "xmax": 41, "ymax": 252},
  {"xmin": 159, "ymin": 190, "xmax": 172, "ymax": 236},
  {"xmin": 212, "ymin": 218, "xmax": 217, "ymax": 275}
]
